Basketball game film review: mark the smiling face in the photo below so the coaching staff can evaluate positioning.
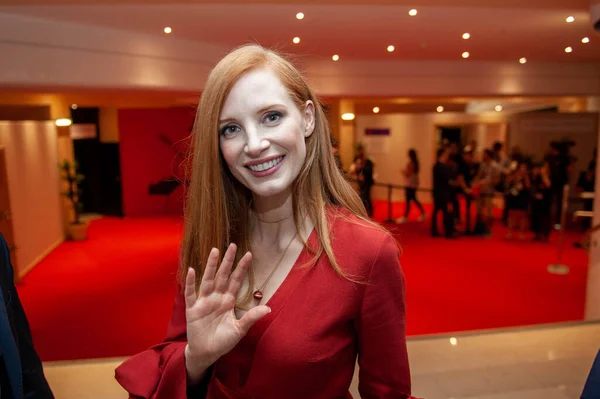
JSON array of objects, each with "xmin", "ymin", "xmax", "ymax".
[{"xmin": 218, "ymin": 68, "xmax": 315, "ymax": 201}]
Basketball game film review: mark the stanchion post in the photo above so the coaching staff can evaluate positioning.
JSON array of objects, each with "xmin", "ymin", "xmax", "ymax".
[
  {"xmin": 548, "ymin": 184, "xmax": 570, "ymax": 275},
  {"xmin": 384, "ymin": 184, "xmax": 395, "ymax": 223}
]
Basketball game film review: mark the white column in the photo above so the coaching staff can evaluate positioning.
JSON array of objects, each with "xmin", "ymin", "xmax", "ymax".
[{"xmin": 585, "ymin": 96, "xmax": 600, "ymax": 321}]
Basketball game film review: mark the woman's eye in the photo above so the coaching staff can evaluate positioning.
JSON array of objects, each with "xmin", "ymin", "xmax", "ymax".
[
  {"xmin": 220, "ymin": 125, "xmax": 239, "ymax": 136},
  {"xmin": 264, "ymin": 112, "xmax": 282, "ymax": 124}
]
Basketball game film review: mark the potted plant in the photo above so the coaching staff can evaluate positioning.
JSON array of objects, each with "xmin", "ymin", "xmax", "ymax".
[{"xmin": 59, "ymin": 160, "xmax": 87, "ymax": 241}]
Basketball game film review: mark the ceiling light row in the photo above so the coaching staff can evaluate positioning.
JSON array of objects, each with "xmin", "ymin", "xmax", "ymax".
[
  {"xmin": 564, "ymin": 16, "xmax": 589, "ymax": 54},
  {"xmin": 370, "ymin": 105, "xmax": 447, "ymax": 113},
  {"xmin": 362, "ymin": 104, "xmax": 503, "ymax": 114},
  {"xmin": 165, "ymin": 11, "xmax": 591, "ymax": 64},
  {"xmin": 301, "ymin": 8, "xmax": 417, "ymax": 20},
  {"xmin": 293, "ymin": 12, "xmax": 340, "ymax": 62},
  {"xmin": 563, "ymin": 38, "xmax": 590, "ymax": 54}
]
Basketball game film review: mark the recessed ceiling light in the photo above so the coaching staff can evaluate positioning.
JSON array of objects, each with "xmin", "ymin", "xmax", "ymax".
[
  {"xmin": 462, "ymin": 33, "xmax": 470, "ymax": 40},
  {"xmin": 55, "ymin": 118, "xmax": 72, "ymax": 127},
  {"xmin": 373, "ymin": 107, "xmax": 380, "ymax": 114},
  {"xmin": 341, "ymin": 113, "xmax": 355, "ymax": 121},
  {"xmin": 565, "ymin": 46, "xmax": 573, "ymax": 53},
  {"xmin": 566, "ymin": 16, "xmax": 574, "ymax": 23},
  {"xmin": 71, "ymin": 104, "xmax": 78, "ymax": 110},
  {"xmin": 296, "ymin": 12, "xmax": 304, "ymax": 20},
  {"xmin": 495, "ymin": 105, "xmax": 503, "ymax": 112},
  {"xmin": 582, "ymin": 37, "xmax": 590, "ymax": 44},
  {"xmin": 332, "ymin": 54, "xmax": 340, "ymax": 61},
  {"xmin": 163, "ymin": 27, "xmax": 172, "ymax": 34},
  {"xmin": 519, "ymin": 57, "xmax": 527, "ymax": 64},
  {"xmin": 293, "ymin": 37, "xmax": 300, "ymax": 44},
  {"xmin": 387, "ymin": 45, "xmax": 395, "ymax": 52},
  {"xmin": 409, "ymin": 9, "xmax": 417, "ymax": 16},
  {"xmin": 462, "ymin": 51, "xmax": 470, "ymax": 59},
  {"xmin": 436, "ymin": 106, "xmax": 444, "ymax": 113}
]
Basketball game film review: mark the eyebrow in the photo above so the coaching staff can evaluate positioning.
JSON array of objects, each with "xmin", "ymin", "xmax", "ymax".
[{"xmin": 219, "ymin": 103, "xmax": 287, "ymax": 125}]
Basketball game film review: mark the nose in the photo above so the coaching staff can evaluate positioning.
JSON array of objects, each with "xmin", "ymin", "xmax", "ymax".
[{"xmin": 244, "ymin": 127, "xmax": 270, "ymax": 157}]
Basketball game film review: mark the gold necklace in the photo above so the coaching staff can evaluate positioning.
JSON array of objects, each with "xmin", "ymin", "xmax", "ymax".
[
  {"xmin": 252, "ymin": 232, "xmax": 298, "ymax": 301},
  {"xmin": 255, "ymin": 213, "xmax": 293, "ymax": 224}
]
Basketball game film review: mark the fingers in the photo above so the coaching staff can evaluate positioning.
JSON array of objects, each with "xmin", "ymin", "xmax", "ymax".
[
  {"xmin": 227, "ymin": 251, "xmax": 252, "ymax": 295},
  {"xmin": 184, "ymin": 267, "xmax": 197, "ymax": 309},
  {"xmin": 214, "ymin": 244, "xmax": 237, "ymax": 292},
  {"xmin": 199, "ymin": 248, "xmax": 219, "ymax": 297},
  {"xmin": 237, "ymin": 305, "xmax": 271, "ymax": 336}
]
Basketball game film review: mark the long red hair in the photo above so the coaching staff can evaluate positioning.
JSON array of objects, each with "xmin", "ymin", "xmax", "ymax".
[{"xmin": 180, "ymin": 44, "xmax": 380, "ymax": 295}]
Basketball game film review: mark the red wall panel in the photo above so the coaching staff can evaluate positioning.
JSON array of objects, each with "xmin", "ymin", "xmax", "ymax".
[{"xmin": 119, "ymin": 107, "xmax": 196, "ymax": 217}]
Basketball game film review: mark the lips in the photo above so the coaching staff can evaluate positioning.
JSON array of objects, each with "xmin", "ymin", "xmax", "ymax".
[{"xmin": 246, "ymin": 156, "xmax": 284, "ymax": 172}]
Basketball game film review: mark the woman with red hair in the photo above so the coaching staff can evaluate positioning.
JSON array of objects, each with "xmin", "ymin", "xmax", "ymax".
[{"xmin": 116, "ymin": 44, "xmax": 417, "ymax": 399}]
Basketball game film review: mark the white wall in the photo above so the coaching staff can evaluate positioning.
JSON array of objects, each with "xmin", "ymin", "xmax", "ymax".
[
  {"xmin": 508, "ymin": 113, "xmax": 599, "ymax": 185},
  {"xmin": 355, "ymin": 112, "xmax": 507, "ymax": 202},
  {"xmin": 0, "ymin": 121, "xmax": 63, "ymax": 277},
  {"xmin": 463, "ymin": 123, "xmax": 507, "ymax": 161},
  {"xmin": 355, "ymin": 111, "xmax": 598, "ymax": 202}
]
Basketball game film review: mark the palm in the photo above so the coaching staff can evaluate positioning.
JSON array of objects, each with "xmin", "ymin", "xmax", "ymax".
[{"xmin": 185, "ymin": 245, "xmax": 270, "ymax": 366}]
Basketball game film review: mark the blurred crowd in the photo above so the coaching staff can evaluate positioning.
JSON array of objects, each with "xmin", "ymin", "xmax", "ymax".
[
  {"xmin": 429, "ymin": 139, "xmax": 595, "ymax": 240},
  {"xmin": 333, "ymin": 138, "xmax": 596, "ymax": 242}
]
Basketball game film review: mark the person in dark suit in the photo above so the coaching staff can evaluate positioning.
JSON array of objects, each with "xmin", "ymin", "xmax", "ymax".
[
  {"xmin": 350, "ymin": 152, "xmax": 375, "ymax": 218},
  {"xmin": 0, "ymin": 234, "xmax": 54, "ymax": 399},
  {"xmin": 432, "ymin": 148, "xmax": 456, "ymax": 238},
  {"xmin": 358, "ymin": 156, "xmax": 375, "ymax": 217},
  {"xmin": 582, "ymin": 349, "xmax": 600, "ymax": 398}
]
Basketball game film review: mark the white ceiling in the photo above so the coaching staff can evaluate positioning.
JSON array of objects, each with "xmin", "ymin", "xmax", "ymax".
[{"xmin": 1, "ymin": 2, "xmax": 598, "ymax": 62}]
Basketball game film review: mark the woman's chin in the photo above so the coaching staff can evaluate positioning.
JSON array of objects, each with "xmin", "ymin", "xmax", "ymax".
[{"xmin": 249, "ymin": 182, "xmax": 293, "ymax": 201}]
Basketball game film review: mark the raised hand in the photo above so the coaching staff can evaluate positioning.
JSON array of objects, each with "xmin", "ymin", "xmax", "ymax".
[{"xmin": 184, "ymin": 244, "xmax": 271, "ymax": 382}]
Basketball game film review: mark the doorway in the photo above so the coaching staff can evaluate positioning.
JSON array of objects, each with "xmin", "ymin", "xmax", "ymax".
[
  {"xmin": 71, "ymin": 107, "xmax": 123, "ymax": 217},
  {"xmin": 437, "ymin": 126, "xmax": 463, "ymax": 148}
]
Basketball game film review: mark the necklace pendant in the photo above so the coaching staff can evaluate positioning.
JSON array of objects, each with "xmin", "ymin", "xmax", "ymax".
[{"xmin": 253, "ymin": 290, "xmax": 263, "ymax": 301}]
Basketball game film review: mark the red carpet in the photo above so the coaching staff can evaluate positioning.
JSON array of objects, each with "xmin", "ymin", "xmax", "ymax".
[{"xmin": 17, "ymin": 202, "xmax": 589, "ymax": 361}]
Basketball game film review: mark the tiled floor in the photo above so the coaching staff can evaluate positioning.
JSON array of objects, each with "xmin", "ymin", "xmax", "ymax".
[
  {"xmin": 43, "ymin": 322, "xmax": 599, "ymax": 399},
  {"xmin": 404, "ymin": 322, "xmax": 599, "ymax": 399}
]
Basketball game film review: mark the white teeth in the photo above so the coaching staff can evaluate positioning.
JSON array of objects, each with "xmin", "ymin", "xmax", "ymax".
[{"xmin": 249, "ymin": 156, "xmax": 283, "ymax": 172}]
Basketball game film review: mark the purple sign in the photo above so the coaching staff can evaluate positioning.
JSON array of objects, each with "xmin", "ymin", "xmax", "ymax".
[{"xmin": 365, "ymin": 128, "xmax": 390, "ymax": 136}]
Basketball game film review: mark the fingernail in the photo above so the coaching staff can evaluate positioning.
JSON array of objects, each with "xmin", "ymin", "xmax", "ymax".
[{"xmin": 267, "ymin": 307, "xmax": 272, "ymax": 313}]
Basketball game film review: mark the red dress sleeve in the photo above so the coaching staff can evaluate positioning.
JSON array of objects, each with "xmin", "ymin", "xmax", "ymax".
[
  {"xmin": 115, "ymin": 292, "xmax": 209, "ymax": 399},
  {"xmin": 355, "ymin": 233, "xmax": 420, "ymax": 399}
]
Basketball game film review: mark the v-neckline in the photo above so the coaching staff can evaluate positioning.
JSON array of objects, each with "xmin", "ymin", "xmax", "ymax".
[
  {"xmin": 219, "ymin": 227, "xmax": 318, "ymax": 389},
  {"xmin": 243, "ymin": 227, "xmax": 317, "ymax": 339}
]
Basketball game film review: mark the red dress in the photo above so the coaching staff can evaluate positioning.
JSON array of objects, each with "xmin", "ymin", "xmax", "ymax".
[{"xmin": 115, "ymin": 211, "xmax": 418, "ymax": 399}]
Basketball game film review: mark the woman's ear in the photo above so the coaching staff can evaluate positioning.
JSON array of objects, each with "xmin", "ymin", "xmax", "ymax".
[{"xmin": 303, "ymin": 100, "xmax": 315, "ymax": 138}]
